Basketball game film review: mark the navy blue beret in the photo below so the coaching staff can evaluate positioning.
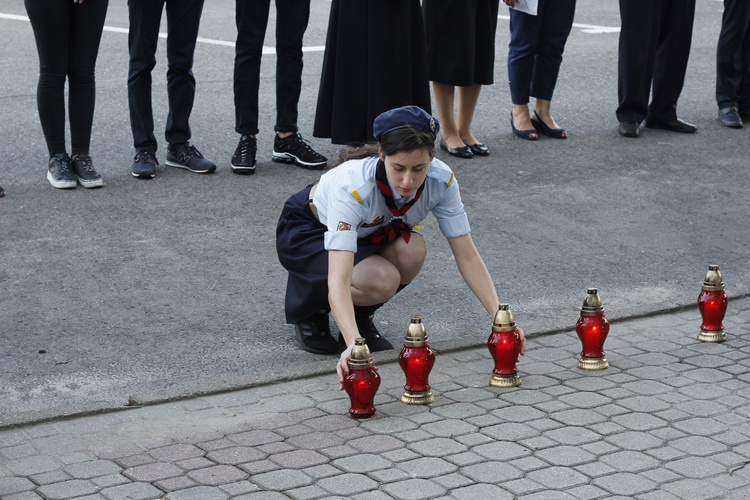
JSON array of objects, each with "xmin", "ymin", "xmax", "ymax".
[{"xmin": 373, "ymin": 106, "xmax": 440, "ymax": 142}]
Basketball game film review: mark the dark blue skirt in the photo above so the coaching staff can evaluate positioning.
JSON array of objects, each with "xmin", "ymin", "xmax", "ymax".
[{"xmin": 276, "ymin": 185, "xmax": 389, "ymax": 324}]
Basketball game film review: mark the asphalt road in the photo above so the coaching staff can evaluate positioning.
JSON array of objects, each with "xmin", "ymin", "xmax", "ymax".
[{"xmin": 1, "ymin": 0, "xmax": 749, "ymax": 427}]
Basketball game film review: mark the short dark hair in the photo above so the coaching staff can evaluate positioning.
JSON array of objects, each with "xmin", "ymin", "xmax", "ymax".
[{"xmin": 334, "ymin": 126, "xmax": 435, "ymax": 166}]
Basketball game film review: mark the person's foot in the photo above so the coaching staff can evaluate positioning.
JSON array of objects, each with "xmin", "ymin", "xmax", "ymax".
[
  {"xmin": 272, "ymin": 133, "xmax": 327, "ymax": 170},
  {"xmin": 644, "ymin": 118, "xmax": 697, "ymax": 134},
  {"xmin": 339, "ymin": 313, "xmax": 393, "ymax": 352},
  {"xmin": 231, "ymin": 135, "xmax": 257, "ymax": 175},
  {"xmin": 166, "ymin": 143, "xmax": 217, "ymax": 173},
  {"xmin": 47, "ymin": 153, "xmax": 77, "ymax": 189},
  {"xmin": 71, "ymin": 154, "xmax": 104, "ymax": 188},
  {"xmin": 295, "ymin": 311, "xmax": 338, "ymax": 354},
  {"xmin": 439, "ymin": 138, "xmax": 473, "ymax": 158},
  {"xmin": 131, "ymin": 150, "xmax": 158, "ymax": 179},
  {"xmin": 618, "ymin": 121, "xmax": 641, "ymax": 138},
  {"xmin": 718, "ymin": 107, "xmax": 743, "ymax": 128},
  {"xmin": 0, "ymin": 185, "xmax": 4, "ymax": 197}
]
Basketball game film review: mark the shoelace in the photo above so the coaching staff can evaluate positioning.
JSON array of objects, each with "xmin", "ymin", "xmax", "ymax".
[
  {"xmin": 136, "ymin": 151, "xmax": 158, "ymax": 165},
  {"xmin": 290, "ymin": 133, "xmax": 316, "ymax": 153},
  {"xmin": 75, "ymin": 156, "xmax": 95, "ymax": 173},
  {"xmin": 54, "ymin": 156, "xmax": 73, "ymax": 175},
  {"xmin": 187, "ymin": 145, "xmax": 204, "ymax": 159},
  {"xmin": 238, "ymin": 137, "xmax": 256, "ymax": 162}
]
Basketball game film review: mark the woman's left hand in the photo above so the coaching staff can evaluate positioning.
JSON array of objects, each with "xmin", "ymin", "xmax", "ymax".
[
  {"xmin": 336, "ymin": 345, "xmax": 353, "ymax": 390},
  {"xmin": 518, "ymin": 327, "xmax": 526, "ymax": 355}
]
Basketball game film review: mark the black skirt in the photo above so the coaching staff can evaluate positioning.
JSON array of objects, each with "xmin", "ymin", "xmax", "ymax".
[
  {"xmin": 276, "ymin": 186, "xmax": 389, "ymax": 324},
  {"xmin": 422, "ymin": 0, "xmax": 500, "ymax": 86},
  {"xmin": 313, "ymin": 0, "xmax": 432, "ymax": 145}
]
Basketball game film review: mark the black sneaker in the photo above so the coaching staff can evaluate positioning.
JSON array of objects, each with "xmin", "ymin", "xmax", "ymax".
[
  {"xmin": 71, "ymin": 154, "xmax": 104, "ymax": 188},
  {"xmin": 295, "ymin": 311, "xmax": 339, "ymax": 354},
  {"xmin": 166, "ymin": 143, "xmax": 216, "ymax": 173},
  {"xmin": 272, "ymin": 133, "xmax": 327, "ymax": 170},
  {"xmin": 131, "ymin": 150, "xmax": 158, "ymax": 179},
  {"xmin": 231, "ymin": 135, "xmax": 257, "ymax": 175},
  {"xmin": 339, "ymin": 313, "xmax": 394, "ymax": 352},
  {"xmin": 47, "ymin": 153, "xmax": 77, "ymax": 189},
  {"xmin": 0, "ymin": 185, "xmax": 4, "ymax": 197}
]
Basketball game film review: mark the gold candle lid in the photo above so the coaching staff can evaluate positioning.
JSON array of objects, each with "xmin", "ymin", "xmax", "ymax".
[
  {"xmin": 348, "ymin": 338, "xmax": 374, "ymax": 368},
  {"xmin": 580, "ymin": 288, "xmax": 605, "ymax": 316},
  {"xmin": 493, "ymin": 304, "xmax": 517, "ymax": 332},
  {"xmin": 404, "ymin": 316, "xmax": 429, "ymax": 347},
  {"xmin": 702, "ymin": 264, "xmax": 725, "ymax": 291}
]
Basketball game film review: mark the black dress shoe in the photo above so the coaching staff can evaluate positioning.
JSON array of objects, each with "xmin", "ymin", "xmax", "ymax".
[
  {"xmin": 618, "ymin": 121, "xmax": 640, "ymax": 138},
  {"xmin": 439, "ymin": 139, "xmax": 473, "ymax": 159},
  {"xmin": 295, "ymin": 311, "xmax": 339, "ymax": 354},
  {"xmin": 338, "ymin": 313, "xmax": 394, "ymax": 352},
  {"xmin": 644, "ymin": 118, "xmax": 697, "ymax": 133},
  {"xmin": 467, "ymin": 143, "xmax": 490, "ymax": 156},
  {"xmin": 718, "ymin": 107, "xmax": 743, "ymax": 128}
]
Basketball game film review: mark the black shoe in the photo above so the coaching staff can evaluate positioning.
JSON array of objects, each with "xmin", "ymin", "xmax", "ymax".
[
  {"xmin": 131, "ymin": 150, "xmax": 158, "ymax": 179},
  {"xmin": 718, "ymin": 107, "xmax": 743, "ymax": 128},
  {"xmin": 0, "ymin": 185, "xmax": 4, "ymax": 197},
  {"xmin": 467, "ymin": 143, "xmax": 490, "ymax": 156},
  {"xmin": 644, "ymin": 118, "xmax": 697, "ymax": 134},
  {"xmin": 47, "ymin": 153, "xmax": 77, "ymax": 189},
  {"xmin": 295, "ymin": 311, "xmax": 338, "ymax": 354},
  {"xmin": 618, "ymin": 121, "xmax": 640, "ymax": 138},
  {"xmin": 231, "ymin": 135, "xmax": 257, "ymax": 174},
  {"xmin": 273, "ymin": 133, "xmax": 328, "ymax": 169},
  {"xmin": 347, "ymin": 313, "xmax": 394, "ymax": 352},
  {"xmin": 166, "ymin": 143, "xmax": 217, "ymax": 173},
  {"xmin": 71, "ymin": 154, "xmax": 104, "ymax": 188},
  {"xmin": 510, "ymin": 112, "xmax": 539, "ymax": 141},
  {"xmin": 439, "ymin": 139, "xmax": 473, "ymax": 158},
  {"xmin": 531, "ymin": 110, "xmax": 567, "ymax": 139}
]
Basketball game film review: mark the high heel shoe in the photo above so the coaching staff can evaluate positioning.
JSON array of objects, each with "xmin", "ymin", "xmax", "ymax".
[
  {"xmin": 439, "ymin": 139, "xmax": 473, "ymax": 159},
  {"xmin": 531, "ymin": 110, "xmax": 567, "ymax": 139},
  {"xmin": 510, "ymin": 112, "xmax": 538, "ymax": 140}
]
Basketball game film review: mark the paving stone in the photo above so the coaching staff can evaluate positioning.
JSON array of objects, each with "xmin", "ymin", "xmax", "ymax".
[
  {"xmin": 381, "ymin": 448, "xmax": 420, "ymax": 463},
  {"xmin": 187, "ymin": 464, "xmax": 247, "ymax": 485},
  {"xmin": 444, "ymin": 451, "xmax": 485, "ymax": 467},
  {"xmin": 669, "ymin": 435, "xmax": 728, "ymax": 455},
  {"xmin": 229, "ymin": 430, "xmax": 284, "ymax": 447},
  {"xmin": 455, "ymin": 432, "xmax": 494, "ymax": 447},
  {"xmin": 502, "ymin": 477, "xmax": 546, "ymax": 496},
  {"xmin": 449, "ymin": 483, "xmax": 513, "ymax": 499},
  {"xmin": 433, "ymin": 472, "xmax": 473, "ymax": 489},
  {"xmin": 113, "ymin": 454, "xmax": 155, "ymax": 468},
  {"xmin": 238, "ymin": 459, "xmax": 278, "ymax": 475},
  {"xmin": 155, "ymin": 475, "xmax": 198, "ymax": 492},
  {"xmin": 673, "ymin": 417, "xmax": 729, "ymax": 436},
  {"xmin": 660, "ymin": 478, "xmax": 727, "ymax": 500},
  {"xmin": 550, "ymin": 409, "xmax": 608, "ymax": 426},
  {"xmin": 270, "ymin": 449, "xmax": 329, "ymax": 469},
  {"xmin": 543, "ymin": 426, "xmax": 603, "ymax": 446},
  {"xmin": 380, "ymin": 478, "xmax": 446, "ymax": 499},
  {"xmin": 565, "ymin": 483, "xmax": 610, "ymax": 500},
  {"xmin": 573, "ymin": 461, "xmax": 618, "ymax": 479},
  {"xmin": 64, "ymin": 459, "xmax": 122, "ymax": 479},
  {"xmin": 646, "ymin": 446, "xmax": 687, "ymax": 462},
  {"xmin": 396, "ymin": 457, "xmax": 456, "ymax": 478},
  {"xmin": 593, "ymin": 472, "xmax": 658, "ymax": 496},
  {"xmin": 164, "ymin": 485, "xmax": 229, "ymax": 500},
  {"xmin": 349, "ymin": 435, "xmax": 404, "ymax": 454},
  {"xmin": 316, "ymin": 472, "xmax": 378, "ymax": 496},
  {"xmin": 6, "ymin": 456, "xmax": 62, "ymax": 476},
  {"xmin": 36, "ymin": 479, "xmax": 98, "ymax": 499},
  {"xmin": 207, "ymin": 446, "xmax": 266, "ymax": 465},
  {"xmin": 472, "ymin": 441, "xmax": 530, "ymax": 461},
  {"xmin": 123, "ymin": 461, "xmax": 183, "ymax": 482},
  {"xmin": 219, "ymin": 480, "xmax": 261, "ymax": 496},
  {"xmin": 0, "ymin": 476, "xmax": 36, "ymax": 496},
  {"xmin": 2, "ymin": 492, "xmax": 44, "ymax": 500},
  {"xmin": 461, "ymin": 461, "xmax": 523, "ymax": 482},
  {"xmin": 534, "ymin": 445, "xmax": 596, "ymax": 467},
  {"xmin": 368, "ymin": 467, "xmax": 411, "ymax": 483},
  {"xmin": 508, "ymin": 456, "xmax": 549, "ymax": 473},
  {"xmin": 605, "ymin": 431, "xmax": 663, "ymax": 451},
  {"xmin": 2, "ymin": 445, "xmax": 38, "ymax": 461},
  {"xmin": 331, "ymin": 453, "xmax": 392, "ymax": 473},
  {"xmin": 491, "ymin": 405, "xmax": 547, "ymax": 423},
  {"xmin": 393, "ymin": 429, "xmax": 434, "ymax": 443},
  {"xmin": 28, "ymin": 469, "xmax": 71, "ymax": 486},
  {"xmin": 285, "ymin": 483, "xmax": 329, "ymax": 500},
  {"xmin": 641, "ymin": 466, "xmax": 682, "ymax": 484},
  {"xmin": 251, "ymin": 469, "xmax": 313, "ymax": 491},
  {"xmin": 664, "ymin": 456, "xmax": 725, "ymax": 478},
  {"xmin": 92, "ymin": 473, "xmax": 130, "ymax": 488},
  {"xmin": 599, "ymin": 451, "xmax": 659, "ymax": 473},
  {"xmin": 149, "ymin": 444, "xmax": 205, "ymax": 462}
]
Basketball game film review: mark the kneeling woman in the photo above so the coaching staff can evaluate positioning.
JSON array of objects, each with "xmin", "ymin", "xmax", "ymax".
[{"xmin": 276, "ymin": 106, "xmax": 524, "ymax": 383}]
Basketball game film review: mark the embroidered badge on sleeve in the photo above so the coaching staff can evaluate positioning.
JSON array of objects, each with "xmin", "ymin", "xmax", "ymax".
[{"xmin": 337, "ymin": 221, "xmax": 352, "ymax": 232}]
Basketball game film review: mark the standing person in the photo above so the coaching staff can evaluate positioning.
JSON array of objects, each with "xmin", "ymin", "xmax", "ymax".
[
  {"xmin": 313, "ymin": 0, "xmax": 431, "ymax": 145},
  {"xmin": 716, "ymin": 0, "xmax": 750, "ymax": 128},
  {"xmin": 423, "ymin": 0, "xmax": 499, "ymax": 158},
  {"xmin": 128, "ymin": 0, "xmax": 216, "ymax": 179},
  {"xmin": 25, "ymin": 0, "xmax": 108, "ymax": 189},
  {"xmin": 504, "ymin": 0, "xmax": 576, "ymax": 141},
  {"xmin": 277, "ymin": 106, "xmax": 525, "ymax": 382},
  {"xmin": 617, "ymin": 0, "xmax": 697, "ymax": 138},
  {"xmin": 230, "ymin": 0, "xmax": 328, "ymax": 175}
]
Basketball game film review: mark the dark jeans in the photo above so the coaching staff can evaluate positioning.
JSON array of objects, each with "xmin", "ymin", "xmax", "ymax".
[
  {"xmin": 616, "ymin": 0, "xmax": 696, "ymax": 123},
  {"xmin": 716, "ymin": 0, "xmax": 750, "ymax": 109},
  {"xmin": 234, "ymin": 0, "xmax": 310, "ymax": 136},
  {"xmin": 507, "ymin": 0, "xmax": 576, "ymax": 104},
  {"xmin": 127, "ymin": 0, "xmax": 205, "ymax": 152},
  {"xmin": 25, "ymin": 0, "xmax": 109, "ymax": 156}
]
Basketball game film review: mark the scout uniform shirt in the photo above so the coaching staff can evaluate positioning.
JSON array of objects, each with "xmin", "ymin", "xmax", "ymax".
[{"xmin": 312, "ymin": 156, "xmax": 471, "ymax": 252}]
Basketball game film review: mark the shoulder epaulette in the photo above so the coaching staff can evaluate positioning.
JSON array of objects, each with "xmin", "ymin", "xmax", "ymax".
[{"xmin": 350, "ymin": 179, "xmax": 376, "ymax": 203}]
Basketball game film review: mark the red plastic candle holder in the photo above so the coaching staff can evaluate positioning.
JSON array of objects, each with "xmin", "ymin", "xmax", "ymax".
[
  {"xmin": 698, "ymin": 265, "xmax": 728, "ymax": 343},
  {"xmin": 576, "ymin": 288, "xmax": 610, "ymax": 370},
  {"xmin": 399, "ymin": 316, "xmax": 436, "ymax": 405},
  {"xmin": 487, "ymin": 304, "xmax": 522, "ymax": 387},
  {"xmin": 343, "ymin": 338, "xmax": 381, "ymax": 418}
]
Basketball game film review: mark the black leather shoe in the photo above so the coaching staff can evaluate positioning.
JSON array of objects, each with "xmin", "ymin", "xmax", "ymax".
[
  {"xmin": 339, "ymin": 313, "xmax": 394, "ymax": 352},
  {"xmin": 618, "ymin": 121, "xmax": 640, "ymax": 138},
  {"xmin": 718, "ymin": 107, "xmax": 743, "ymax": 128},
  {"xmin": 467, "ymin": 143, "xmax": 490, "ymax": 156},
  {"xmin": 439, "ymin": 139, "xmax": 473, "ymax": 159},
  {"xmin": 644, "ymin": 118, "xmax": 697, "ymax": 133},
  {"xmin": 295, "ymin": 311, "xmax": 338, "ymax": 354}
]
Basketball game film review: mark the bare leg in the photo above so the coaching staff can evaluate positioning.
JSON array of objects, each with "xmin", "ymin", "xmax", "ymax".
[
  {"xmin": 433, "ymin": 82, "xmax": 465, "ymax": 148},
  {"xmin": 457, "ymin": 84, "xmax": 483, "ymax": 145},
  {"xmin": 512, "ymin": 103, "xmax": 534, "ymax": 131},
  {"xmin": 534, "ymin": 98, "xmax": 561, "ymax": 129}
]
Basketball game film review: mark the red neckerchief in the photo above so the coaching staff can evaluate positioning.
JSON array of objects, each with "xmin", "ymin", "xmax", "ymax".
[{"xmin": 369, "ymin": 159, "xmax": 426, "ymax": 244}]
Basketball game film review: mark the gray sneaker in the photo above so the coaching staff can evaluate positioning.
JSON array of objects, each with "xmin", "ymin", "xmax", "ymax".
[
  {"xmin": 71, "ymin": 154, "xmax": 104, "ymax": 188},
  {"xmin": 47, "ymin": 153, "xmax": 77, "ymax": 189},
  {"xmin": 166, "ymin": 143, "xmax": 216, "ymax": 173}
]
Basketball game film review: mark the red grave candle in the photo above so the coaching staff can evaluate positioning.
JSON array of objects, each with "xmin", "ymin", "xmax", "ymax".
[
  {"xmin": 343, "ymin": 338, "xmax": 381, "ymax": 418},
  {"xmin": 575, "ymin": 288, "xmax": 610, "ymax": 370},
  {"xmin": 487, "ymin": 304, "xmax": 522, "ymax": 387},
  {"xmin": 697, "ymin": 265, "xmax": 728, "ymax": 343},
  {"xmin": 399, "ymin": 316, "xmax": 436, "ymax": 405}
]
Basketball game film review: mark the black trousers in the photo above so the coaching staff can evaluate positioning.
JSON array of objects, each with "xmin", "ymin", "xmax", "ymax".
[
  {"xmin": 234, "ymin": 0, "xmax": 310, "ymax": 136},
  {"xmin": 616, "ymin": 0, "xmax": 696, "ymax": 123},
  {"xmin": 25, "ymin": 0, "xmax": 109, "ymax": 156},
  {"xmin": 507, "ymin": 0, "xmax": 576, "ymax": 104},
  {"xmin": 127, "ymin": 0, "xmax": 205, "ymax": 152},
  {"xmin": 716, "ymin": 0, "xmax": 750, "ymax": 110}
]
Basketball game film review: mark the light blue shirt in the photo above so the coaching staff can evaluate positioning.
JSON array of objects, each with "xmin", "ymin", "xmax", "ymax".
[{"xmin": 313, "ymin": 156, "xmax": 471, "ymax": 252}]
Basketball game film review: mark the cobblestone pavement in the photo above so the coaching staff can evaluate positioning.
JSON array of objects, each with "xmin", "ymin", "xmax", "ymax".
[{"xmin": 2, "ymin": 299, "xmax": 750, "ymax": 500}]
